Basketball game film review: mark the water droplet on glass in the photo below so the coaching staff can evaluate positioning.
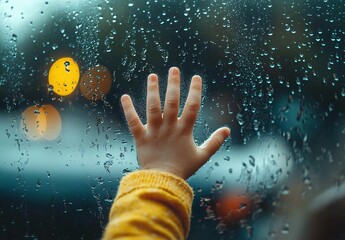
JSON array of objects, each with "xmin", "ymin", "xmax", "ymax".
[
  {"xmin": 249, "ymin": 155, "xmax": 255, "ymax": 167},
  {"xmin": 280, "ymin": 185, "xmax": 290, "ymax": 195},
  {"xmin": 64, "ymin": 61, "xmax": 70, "ymax": 72},
  {"xmin": 48, "ymin": 85, "xmax": 54, "ymax": 92},
  {"xmin": 341, "ymin": 88, "xmax": 345, "ymax": 97},
  {"xmin": 280, "ymin": 223, "xmax": 290, "ymax": 235},
  {"xmin": 303, "ymin": 176, "xmax": 311, "ymax": 185},
  {"xmin": 328, "ymin": 103, "xmax": 334, "ymax": 112},
  {"xmin": 11, "ymin": 34, "xmax": 18, "ymax": 43},
  {"xmin": 236, "ymin": 113, "xmax": 244, "ymax": 126},
  {"xmin": 246, "ymin": 225, "xmax": 253, "ymax": 238},
  {"xmin": 122, "ymin": 168, "xmax": 132, "ymax": 174},
  {"xmin": 36, "ymin": 179, "xmax": 41, "ymax": 188},
  {"xmin": 215, "ymin": 181, "xmax": 223, "ymax": 191}
]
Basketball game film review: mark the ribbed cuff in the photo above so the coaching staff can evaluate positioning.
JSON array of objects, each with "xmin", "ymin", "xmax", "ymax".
[{"xmin": 116, "ymin": 170, "xmax": 194, "ymax": 209}]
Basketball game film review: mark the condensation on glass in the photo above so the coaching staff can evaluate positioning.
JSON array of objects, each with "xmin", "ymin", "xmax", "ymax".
[{"xmin": 0, "ymin": 0, "xmax": 344, "ymax": 239}]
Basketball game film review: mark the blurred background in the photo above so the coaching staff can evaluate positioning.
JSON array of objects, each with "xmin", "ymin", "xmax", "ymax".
[{"xmin": 0, "ymin": 0, "xmax": 344, "ymax": 239}]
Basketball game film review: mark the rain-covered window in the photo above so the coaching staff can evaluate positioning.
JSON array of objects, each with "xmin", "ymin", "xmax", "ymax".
[{"xmin": 1, "ymin": 0, "xmax": 345, "ymax": 239}]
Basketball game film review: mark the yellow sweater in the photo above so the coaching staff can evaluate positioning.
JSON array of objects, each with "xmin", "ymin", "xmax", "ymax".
[{"xmin": 103, "ymin": 170, "xmax": 194, "ymax": 240}]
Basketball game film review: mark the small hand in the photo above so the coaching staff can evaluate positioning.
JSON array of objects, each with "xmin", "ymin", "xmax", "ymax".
[{"xmin": 121, "ymin": 67, "xmax": 230, "ymax": 179}]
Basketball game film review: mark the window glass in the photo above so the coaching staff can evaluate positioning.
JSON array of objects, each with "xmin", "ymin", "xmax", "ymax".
[{"xmin": 1, "ymin": 0, "xmax": 344, "ymax": 239}]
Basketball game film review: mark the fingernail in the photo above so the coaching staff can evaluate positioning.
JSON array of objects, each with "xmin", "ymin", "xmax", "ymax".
[
  {"xmin": 149, "ymin": 74, "xmax": 157, "ymax": 81},
  {"xmin": 170, "ymin": 67, "xmax": 179, "ymax": 75},
  {"xmin": 192, "ymin": 75, "xmax": 202, "ymax": 82},
  {"xmin": 121, "ymin": 94, "xmax": 130, "ymax": 104}
]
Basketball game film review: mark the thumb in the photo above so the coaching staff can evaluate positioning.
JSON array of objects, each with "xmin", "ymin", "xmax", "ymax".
[{"xmin": 199, "ymin": 127, "xmax": 230, "ymax": 161}]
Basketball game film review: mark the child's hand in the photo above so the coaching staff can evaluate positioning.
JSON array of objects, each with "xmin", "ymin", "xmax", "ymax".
[{"xmin": 121, "ymin": 67, "xmax": 230, "ymax": 179}]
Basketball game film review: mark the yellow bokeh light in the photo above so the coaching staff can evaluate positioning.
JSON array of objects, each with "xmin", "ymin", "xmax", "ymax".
[
  {"xmin": 48, "ymin": 57, "xmax": 80, "ymax": 96},
  {"xmin": 21, "ymin": 105, "xmax": 62, "ymax": 141},
  {"xmin": 80, "ymin": 65, "xmax": 112, "ymax": 101}
]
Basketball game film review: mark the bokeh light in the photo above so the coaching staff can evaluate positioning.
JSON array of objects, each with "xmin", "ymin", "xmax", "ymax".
[
  {"xmin": 80, "ymin": 65, "xmax": 112, "ymax": 101},
  {"xmin": 215, "ymin": 193, "xmax": 252, "ymax": 225},
  {"xmin": 39, "ymin": 104, "xmax": 62, "ymax": 140},
  {"xmin": 48, "ymin": 57, "xmax": 80, "ymax": 96},
  {"xmin": 21, "ymin": 105, "xmax": 61, "ymax": 141}
]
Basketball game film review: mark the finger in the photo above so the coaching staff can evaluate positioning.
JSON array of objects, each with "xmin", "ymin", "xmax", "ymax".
[
  {"xmin": 146, "ymin": 74, "xmax": 162, "ymax": 128},
  {"xmin": 180, "ymin": 75, "xmax": 202, "ymax": 133},
  {"xmin": 163, "ymin": 67, "xmax": 180, "ymax": 124},
  {"xmin": 198, "ymin": 127, "xmax": 230, "ymax": 163},
  {"xmin": 121, "ymin": 94, "xmax": 145, "ymax": 140}
]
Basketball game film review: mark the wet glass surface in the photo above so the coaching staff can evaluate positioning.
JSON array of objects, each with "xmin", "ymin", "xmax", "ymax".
[{"xmin": 1, "ymin": 0, "xmax": 345, "ymax": 239}]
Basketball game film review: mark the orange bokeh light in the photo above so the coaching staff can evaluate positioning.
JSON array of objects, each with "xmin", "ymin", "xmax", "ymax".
[
  {"xmin": 80, "ymin": 65, "xmax": 112, "ymax": 101},
  {"xmin": 215, "ymin": 194, "xmax": 252, "ymax": 225},
  {"xmin": 39, "ymin": 104, "xmax": 62, "ymax": 140},
  {"xmin": 21, "ymin": 104, "xmax": 62, "ymax": 141},
  {"xmin": 48, "ymin": 57, "xmax": 80, "ymax": 96}
]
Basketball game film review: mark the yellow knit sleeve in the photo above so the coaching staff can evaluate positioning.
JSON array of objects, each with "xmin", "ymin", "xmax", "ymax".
[{"xmin": 102, "ymin": 170, "xmax": 194, "ymax": 240}]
